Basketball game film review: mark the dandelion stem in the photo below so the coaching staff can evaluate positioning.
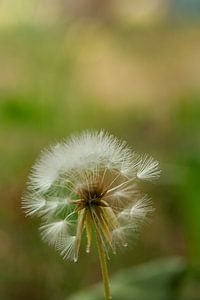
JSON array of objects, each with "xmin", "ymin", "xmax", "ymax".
[{"xmin": 96, "ymin": 230, "xmax": 111, "ymax": 300}]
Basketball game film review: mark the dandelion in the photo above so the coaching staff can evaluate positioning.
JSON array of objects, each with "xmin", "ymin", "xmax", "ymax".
[{"xmin": 22, "ymin": 130, "xmax": 160, "ymax": 300}]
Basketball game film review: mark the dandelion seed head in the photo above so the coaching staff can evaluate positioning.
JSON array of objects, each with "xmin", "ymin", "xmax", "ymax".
[{"xmin": 22, "ymin": 130, "xmax": 160, "ymax": 261}]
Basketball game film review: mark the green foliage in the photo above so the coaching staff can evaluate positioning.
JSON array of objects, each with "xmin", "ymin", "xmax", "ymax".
[{"xmin": 69, "ymin": 257, "xmax": 192, "ymax": 300}]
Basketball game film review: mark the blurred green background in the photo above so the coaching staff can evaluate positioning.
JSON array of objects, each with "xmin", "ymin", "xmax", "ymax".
[{"xmin": 0, "ymin": 1, "xmax": 200, "ymax": 299}]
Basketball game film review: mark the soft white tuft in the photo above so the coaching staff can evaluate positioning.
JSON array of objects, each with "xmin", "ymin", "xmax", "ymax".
[
  {"xmin": 137, "ymin": 154, "xmax": 161, "ymax": 181},
  {"xmin": 56, "ymin": 235, "xmax": 77, "ymax": 261},
  {"xmin": 118, "ymin": 195, "xmax": 154, "ymax": 225},
  {"xmin": 130, "ymin": 195, "xmax": 155, "ymax": 221},
  {"xmin": 28, "ymin": 131, "xmax": 135, "ymax": 192},
  {"xmin": 40, "ymin": 220, "xmax": 68, "ymax": 246},
  {"xmin": 22, "ymin": 194, "xmax": 46, "ymax": 216}
]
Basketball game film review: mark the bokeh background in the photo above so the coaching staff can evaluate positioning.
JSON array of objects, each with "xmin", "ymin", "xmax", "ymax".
[{"xmin": 0, "ymin": 1, "xmax": 200, "ymax": 299}]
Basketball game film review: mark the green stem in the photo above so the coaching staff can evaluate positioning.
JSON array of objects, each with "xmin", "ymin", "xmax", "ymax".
[{"xmin": 96, "ymin": 232, "xmax": 111, "ymax": 300}]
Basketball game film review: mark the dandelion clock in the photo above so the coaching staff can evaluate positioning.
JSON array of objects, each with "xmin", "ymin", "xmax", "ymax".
[{"xmin": 22, "ymin": 130, "xmax": 160, "ymax": 300}]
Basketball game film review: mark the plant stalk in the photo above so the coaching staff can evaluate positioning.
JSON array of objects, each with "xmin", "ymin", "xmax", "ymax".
[{"xmin": 96, "ymin": 232, "xmax": 111, "ymax": 300}]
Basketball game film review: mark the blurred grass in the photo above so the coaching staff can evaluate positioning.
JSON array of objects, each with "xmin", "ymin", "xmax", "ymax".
[{"xmin": 0, "ymin": 13, "xmax": 200, "ymax": 300}]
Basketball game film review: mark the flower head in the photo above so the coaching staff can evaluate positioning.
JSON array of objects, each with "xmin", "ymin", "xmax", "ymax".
[{"xmin": 22, "ymin": 130, "xmax": 160, "ymax": 262}]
